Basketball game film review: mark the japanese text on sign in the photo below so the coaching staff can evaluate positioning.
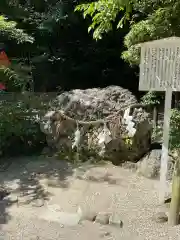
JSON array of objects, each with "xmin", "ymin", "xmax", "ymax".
[{"xmin": 139, "ymin": 45, "xmax": 180, "ymax": 91}]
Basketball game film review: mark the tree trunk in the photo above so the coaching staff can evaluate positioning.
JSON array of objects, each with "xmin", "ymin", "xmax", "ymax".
[{"xmin": 168, "ymin": 156, "xmax": 180, "ymax": 226}]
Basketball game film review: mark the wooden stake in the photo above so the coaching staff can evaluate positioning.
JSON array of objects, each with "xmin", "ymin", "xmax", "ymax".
[{"xmin": 168, "ymin": 155, "xmax": 180, "ymax": 226}]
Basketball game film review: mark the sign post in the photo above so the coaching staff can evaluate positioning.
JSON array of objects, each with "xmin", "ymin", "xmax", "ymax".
[
  {"xmin": 139, "ymin": 37, "xmax": 180, "ymax": 203},
  {"xmin": 159, "ymin": 87, "xmax": 172, "ymax": 202}
]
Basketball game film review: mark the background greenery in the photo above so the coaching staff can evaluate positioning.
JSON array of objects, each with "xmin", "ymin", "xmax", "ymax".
[{"xmin": 0, "ymin": 0, "xmax": 180, "ymax": 156}]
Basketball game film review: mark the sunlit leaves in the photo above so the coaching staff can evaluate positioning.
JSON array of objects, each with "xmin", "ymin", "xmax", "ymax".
[
  {"xmin": 0, "ymin": 15, "xmax": 34, "ymax": 43},
  {"xmin": 75, "ymin": 0, "xmax": 180, "ymax": 66},
  {"xmin": 0, "ymin": 58, "xmax": 33, "ymax": 91},
  {"xmin": 123, "ymin": 1, "xmax": 180, "ymax": 64},
  {"xmin": 170, "ymin": 109, "xmax": 180, "ymax": 150},
  {"xmin": 75, "ymin": 0, "xmax": 132, "ymax": 40}
]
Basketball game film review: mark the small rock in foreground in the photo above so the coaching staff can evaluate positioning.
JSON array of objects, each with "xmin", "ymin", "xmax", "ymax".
[
  {"xmin": 31, "ymin": 199, "xmax": 44, "ymax": 207},
  {"xmin": 95, "ymin": 212, "xmax": 110, "ymax": 225},
  {"xmin": 0, "ymin": 189, "xmax": 10, "ymax": 200},
  {"xmin": 109, "ymin": 213, "xmax": 123, "ymax": 228},
  {"xmin": 80, "ymin": 210, "xmax": 97, "ymax": 222},
  {"xmin": 100, "ymin": 232, "xmax": 111, "ymax": 238},
  {"xmin": 152, "ymin": 212, "xmax": 168, "ymax": 223}
]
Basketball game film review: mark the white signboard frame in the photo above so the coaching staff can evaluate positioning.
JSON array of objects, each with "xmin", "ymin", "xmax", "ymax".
[{"xmin": 139, "ymin": 37, "xmax": 180, "ymax": 203}]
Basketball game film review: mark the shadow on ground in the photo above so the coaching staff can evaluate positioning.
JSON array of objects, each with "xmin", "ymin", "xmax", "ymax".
[
  {"xmin": 0, "ymin": 156, "xmax": 104, "ymax": 228},
  {"xmin": 0, "ymin": 156, "xmax": 78, "ymax": 227}
]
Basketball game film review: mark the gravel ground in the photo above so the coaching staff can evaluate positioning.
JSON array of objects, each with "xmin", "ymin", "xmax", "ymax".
[{"xmin": 0, "ymin": 156, "xmax": 179, "ymax": 240}]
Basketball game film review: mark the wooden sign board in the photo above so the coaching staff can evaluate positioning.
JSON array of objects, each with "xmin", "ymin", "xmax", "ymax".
[
  {"xmin": 139, "ymin": 37, "xmax": 180, "ymax": 203},
  {"xmin": 139, "ymin": 37, "xmax": 180, "ymax": 91}
]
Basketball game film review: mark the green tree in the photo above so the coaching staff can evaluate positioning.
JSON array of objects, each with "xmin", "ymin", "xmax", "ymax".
[
  {"xmin": 75, "ymin": 0, "xmax": 132, "ymax": 40},
  {"xmin": 75, "ymin": 0, "xmax": 180, "ymax": 65},
  {"xmin": 0, "ymin": 0, "xmax": 137, "ymax": 92},
  {"xmin": 0, "ymin": 7, "xmax": 34, "ymax": 90},
  {"xmin": 0, "ymin": 0, "xmax": 137, "ymax": 157}
]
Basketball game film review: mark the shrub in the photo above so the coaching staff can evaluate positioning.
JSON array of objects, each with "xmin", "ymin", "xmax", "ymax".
[
  {"xmin": 0, "ymin": 95, "xmax": 47, "ymax": 156},
  {"xmin": 148, "ymin": 109, "xmax": 180, "ymax": 150},
  {"xmin": 170, "ymin": 109, "xmax": 180, "ymax": 150}
]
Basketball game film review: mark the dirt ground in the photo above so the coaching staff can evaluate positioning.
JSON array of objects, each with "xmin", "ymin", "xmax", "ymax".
[{"xmin": 0, "ymin": 156, "xmax": 179, "ymax": 240}]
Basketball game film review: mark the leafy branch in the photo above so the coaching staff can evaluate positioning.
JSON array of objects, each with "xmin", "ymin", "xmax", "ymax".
[
  {"xmin": 75, "ymin": 0, "xmax": 132, "ymax": 40},
  {"xmin": 0, "ymin": 59, "xmax": 33, "ymax": 91},
  {"xmin": 0, "ymin": 15, "xmax": 34, "ymax": 43}
]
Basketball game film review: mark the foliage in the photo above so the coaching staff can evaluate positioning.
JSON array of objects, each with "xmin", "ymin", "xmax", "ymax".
[
  {"xmin": 123, "ymin": 0, "xmax": 180, "ymax": 63},
  {"xmin": 122, "ymin": 19, "xmax": 157, "ymax": 64},
  {"xmin": 75, "ymin": 0, "xmax": 132, "ymax": 40},
  {"xmin": 0, "ymin": 0, "xmax": 133, "ymax": 92},
  {"xmin": 152, "ymin": 125, "xmax": 162, "ymax": 142},
  {"xmin": 76, "ymin": 0, "xmax": 180, "ymax": 65},
  {"xmin": 0, "ymin": 95, "xmax": 49, "ymax": 156},
  {"xmin": 141, "ymin": 91, "xmax": 163, "ymax": 106},
  {"xmin": 0, "ymin": 10, "xmax": 35, "ymax": 89},
  {"xmin": 0, "ymin": 15, "xmax": 34, "ymax": 43},
  {"xmin": 122, "ymin": 1, "xmax": 180, "ymax": 64},
  {"xmin": 0, "ymin": 0, "xmax": 139, "ymax": 157},
  {"xmin": 0, "ymin": 59, "xmax": 33, "ymax": 91},
  {"xmin": 170, "ymin": 109, "xmax": 180, "ymax": 150},
  {"xmin": 150, "ymin": 109, "xmax": 180, "ymax": 149}
]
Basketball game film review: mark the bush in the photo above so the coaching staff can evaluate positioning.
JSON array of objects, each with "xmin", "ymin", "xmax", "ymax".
[
  {"xmin": 0, "ymin": 95, "xmax": 47, "ymax": 156},
  {"xmin": 170, "ymin": 109, "xmax": 180, "ymax": 150},
  {"xmin": 141, "ymin": 91, "xmax": 163, "ymax": 106},
  {"xmin": 150, "ymin": 109, "xmax": 180, "ymax": 150}
]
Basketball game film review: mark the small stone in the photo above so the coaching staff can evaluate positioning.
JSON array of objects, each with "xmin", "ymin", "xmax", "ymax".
[
  {"xmin": 103, "ymin": 232, "xmax": 111, "ymax": 236},
  {"xmin": 17, "ymin": 195, "xmax": 34, "ymax": 205},
  {"xmin": 0, "ymin": 189, "xmax": 10, "ymax": 200},
  {"xmin": 4, "ymin": 193, "xmax": 18, "ymax": 203},
  {"xmin": 80, "ymin": 210, "xmax": 97, "ymax": 222},
  {"xmin": 152, "ymin": 212, "xmax": 168, "ymax": 223},
  {"xmin": 95, "ymin": 212, "xmax": 110, "ymax": 225},
  {"xmin": 47, "ymin": 178, "xmax": 60, "ymax": 187},
  {"xmin": 164, "ymin": 197, "xmax": 171, "ymax": 204},
  {"xmin": 100, "ymin": 232, "xmax": 111, "ymax": 238},
  {"xmin": 107, "ymin": 178, "xmax": 117, "ymax": 185},
  {"xmin": 121, "ymin": 162, "xmax": 137, "ymax": 171},
  {"xmin": 83, "ymin": 169, "xmax": 111, "ymax": 182},
  {"xmin": 31, "ymin": 199, "xmax": 44, "ymax": 207},
  {"xmin": 109, "ymin": 213, "xmax": 123, "ymax": 227}
]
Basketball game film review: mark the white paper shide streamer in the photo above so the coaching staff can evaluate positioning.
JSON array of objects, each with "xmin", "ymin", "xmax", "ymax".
[
  {"xmin": 123, "ymin": 107, "xmax": 136, "ymax": 137},
  {"xmin": 72, "ymin": 123, "xmax": 81, "ymax": 149},
  {"xmin": 97, "ymin": 123, "xmax": 112, "ymax": 156}
]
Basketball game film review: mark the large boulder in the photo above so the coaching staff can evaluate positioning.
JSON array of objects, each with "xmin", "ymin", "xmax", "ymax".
[
  {"xmin": 40, "ymin": 86, "xmax": 152, "ymax": 163},
  {"xmin": 137, "ymin": 149, "xmax": 174, "ymax": 180}
]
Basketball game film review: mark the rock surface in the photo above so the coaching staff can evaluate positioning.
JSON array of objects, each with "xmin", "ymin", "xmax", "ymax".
[
  {"xmin": 40, "ymin": 86, "xmax": 152, "ymax": 163},
  {"xmin": 0, "ymin": 188, "xmax": 10, "ymax": 200},
  {"xmin": 80, "ymin": 210, "xmax": 97, "ymax": 222},
  {"xmin": 95, "ymin": 212, "xmax": 110, "ymax": 225},
  {"xmin": 152, "ymin": 212, "xmax": 168, "ymax": 223},
  {"xmin": 137, "ymin": 149, "xmax": 174, "ymax": 180},
  {"xmin": 109, "ymin": 213, "xmax": 123, "ymax": 228}
]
